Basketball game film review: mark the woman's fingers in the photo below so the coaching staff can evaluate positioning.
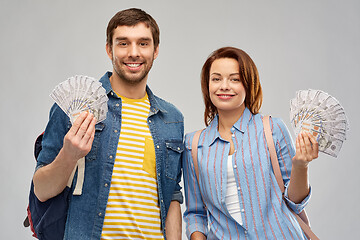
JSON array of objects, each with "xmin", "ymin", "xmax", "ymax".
[
  {"xmin": 294, "ymin": 131, "xmax": 319, "ymax": 164},
  {"xmin": 299, "ymin": 132, "xmax": 307, "ymax": 155},
  {"xmin": 306, "ymin": 132, "xmax": 319, "ymax": 159}
]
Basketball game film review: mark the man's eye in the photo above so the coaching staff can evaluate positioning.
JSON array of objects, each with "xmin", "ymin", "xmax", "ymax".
[
  {"xmin": 140, "ymin": 42, "xmax": 148, "ymax": 46},
  {"xmin": 118, "ymin": 42, "xmax": 127, "ymax": 46}
]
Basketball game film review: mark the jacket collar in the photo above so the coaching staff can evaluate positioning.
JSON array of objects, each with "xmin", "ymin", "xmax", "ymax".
[
  {"xmin": 204, "ymin": 107, "xmax": 253, "ymax": 147},
  {"xmin": 99, "ymin": 71, "xmax": 167, "ymax": 115}
]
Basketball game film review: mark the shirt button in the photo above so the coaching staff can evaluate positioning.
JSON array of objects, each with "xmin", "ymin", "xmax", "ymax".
[
  {"xmin": 115, "ymin": 103, "xmax": 119, "ymax": 107},
  {"xmin": 177, "ymin": 147, "xmax": 180, "ymax": 151},
  {"xmin": 234, "ymin": 165, "xmax": 237, "ymax": 169},
  {"xmin": 237, "ymin": 187, "xmax": 240, "ymax": 191},
  {"xmin": 111, "ymin": 92, "xmax": 114, "ymax": 96},
  {"xmin": 244, "ymin": 230, "xmax": 247, "ymax": 234},
  {"xmin": 231, "ymin": 127, "xmax": 235, "ymax": 131},
  {"xmin": 232, "ymin": 134, "xmax": 235, "ymax": 137},
  {"xmin": 241, "ymin": 209, "xmax": 245, "ymax": 212},
  {"xmin": 234, "ymin": 149, "xmax": 237, "ymax": 153},
  {"xmin": 156, "ymin": 145, "xmax": 160, "ymax": 149},
  {"xmin": 114, "ymin": 130, "xmax": 118, "ymax": 133},
  {"xmin": 149, "ymin": 120, "xmax": 152, "ymax": 123},
  {"xmin": 109, "ymin": 155, "xmax": 113, "ymax": 159},
  {"xmin": 104, "ymin": 183, "xmax": 108, "ymax": 187},
  {"xmin": 98, "ymin": 212, "xmax": 102, "ymax": 216}
]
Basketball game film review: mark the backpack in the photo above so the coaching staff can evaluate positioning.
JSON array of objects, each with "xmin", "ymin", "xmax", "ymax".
[{"xmin": 24, "ymin": 132, "xmax": 84, "ymax": 240}]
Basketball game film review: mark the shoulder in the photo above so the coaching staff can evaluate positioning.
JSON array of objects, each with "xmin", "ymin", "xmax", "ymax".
[
  {"xmin": 184, "ymin": 127, "xmax": 208, "ymax": 150},
  {"xmin": 48, "ymin": 103, "xmax": 70, "ymax": 123},
  {"xmin": 153, "ymin": 94, "xmax": 184, "ymax": 122},
  {"xmin": 270, "ymin": 117, "xmax": 290, "ymax": 134},
  {"xmin": 184, "ymin": 131, "xmax": 197, "ymax": 150}
]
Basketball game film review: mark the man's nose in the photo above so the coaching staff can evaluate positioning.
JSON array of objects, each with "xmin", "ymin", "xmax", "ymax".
[{"xmin": 128, "ymin": 44, "xmax": 140, "ymax": 58}]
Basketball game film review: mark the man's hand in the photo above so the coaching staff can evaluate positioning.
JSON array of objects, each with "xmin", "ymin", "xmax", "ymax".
[
  {"xmin": 62, "ymin": 111, "xmax": 96, "ymax": 162},
  {"xmin": 33, "ymin": 111, "xmax": 96, "ymax": 202}
]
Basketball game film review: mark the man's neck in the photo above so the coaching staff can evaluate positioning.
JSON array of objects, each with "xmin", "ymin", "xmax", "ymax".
[{"xmin": 109, "ymin": 74, "xmax": 147, "ymax": 99}]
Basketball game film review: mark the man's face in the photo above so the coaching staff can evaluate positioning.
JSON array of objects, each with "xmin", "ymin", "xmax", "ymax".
[{"xmin": 106, "ymin": 23, "xmax": 159, "ymax": 85}]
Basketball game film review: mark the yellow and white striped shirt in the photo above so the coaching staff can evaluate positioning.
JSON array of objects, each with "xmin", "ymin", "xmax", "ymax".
[{"xmin": 101, "ymin": 94, "xmax": 164, "ymax": 240}]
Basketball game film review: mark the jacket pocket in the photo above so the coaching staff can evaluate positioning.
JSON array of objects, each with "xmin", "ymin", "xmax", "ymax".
[
  {"xmin": 165, "ymin": 140, "xmax": 184, "ymax": 180},
  {"xmin": 85, "ymin": 122, "xmax": 105, "ymax": 161}
]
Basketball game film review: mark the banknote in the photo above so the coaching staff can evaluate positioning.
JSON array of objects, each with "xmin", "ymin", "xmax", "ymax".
[
  {"xmin": 50, "ymin": 75, "xmax": 108, "ymax": 124},
  {"xmin": 290, "ymin": 89, "xmax": 349, "ymax": 157}
]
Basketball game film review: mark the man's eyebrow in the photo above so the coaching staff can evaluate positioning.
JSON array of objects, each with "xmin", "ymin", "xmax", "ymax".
[
  {"xmin": 114, "ymin": 37, "xmax": 128, "ymax": 42},
  {"xmin": 114, "ymin": 37, "xmax": 152, "ymax": 42}
]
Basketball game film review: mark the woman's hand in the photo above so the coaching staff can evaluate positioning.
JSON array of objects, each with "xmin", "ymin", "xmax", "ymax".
[{"xmin": 292, "ymin": 131, "xmax": 319, "ymax": 168}]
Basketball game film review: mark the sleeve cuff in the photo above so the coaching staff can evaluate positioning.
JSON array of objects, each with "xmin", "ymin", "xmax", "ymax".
[
  {"xmin": 283, "ymin": 184, "xmax": 312, "ymax": 214},
  {"xmin": 171, "ymin": 190, "xmax": 183, "ymax": 204},
  {"xmin": 35, "ymin": 164, "xmax": 45, "ymax": 173},
  {"xmin": 186, "ymin": 222, "xmax": 208, "ymax": 239}
]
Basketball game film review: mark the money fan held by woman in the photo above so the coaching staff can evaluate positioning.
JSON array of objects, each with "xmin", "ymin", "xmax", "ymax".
[{"xmin": 182, "ymin": 47, "xmax": 319, "ymax": 240}]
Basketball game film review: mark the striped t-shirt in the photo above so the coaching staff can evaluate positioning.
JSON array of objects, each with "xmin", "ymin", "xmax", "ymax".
[{"xmin": 101, "ymin": 94, "xmax": 164, "ymax": 240}]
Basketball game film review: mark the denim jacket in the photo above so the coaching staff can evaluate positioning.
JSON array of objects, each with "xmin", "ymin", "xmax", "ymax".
[{"xmin": 36, "ymin": 72, "xmax": 184, "ymax": 239}]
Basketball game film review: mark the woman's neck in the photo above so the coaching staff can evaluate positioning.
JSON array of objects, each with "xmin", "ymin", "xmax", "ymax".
[{"xmin": 217, "ymin": 106, "xmax": 245, "ymax": 133}]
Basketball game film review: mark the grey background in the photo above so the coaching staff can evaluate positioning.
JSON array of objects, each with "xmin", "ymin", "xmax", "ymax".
[{"xmin": 1, "ymin": 0, "xmax": 359, "ymax": 239}]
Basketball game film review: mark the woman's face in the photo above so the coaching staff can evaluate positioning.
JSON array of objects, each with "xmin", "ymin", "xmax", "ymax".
[{"xmin": 209, "ymin": 58, "xmax": 246, "ymax": 114}]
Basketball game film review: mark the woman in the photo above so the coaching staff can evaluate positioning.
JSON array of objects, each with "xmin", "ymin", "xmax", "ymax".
[{"xmin": 183, "ymin": 47, "xmax": 318, "ymax": 239}]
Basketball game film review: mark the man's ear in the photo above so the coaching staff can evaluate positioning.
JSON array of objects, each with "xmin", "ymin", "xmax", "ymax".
[
  {"xmin": 105, "ymin": 43, "xmax": 113, "ymax": 60},
  {"xmin": 153, "ymin": 45, "xmax": 159, "ymax": 60}
]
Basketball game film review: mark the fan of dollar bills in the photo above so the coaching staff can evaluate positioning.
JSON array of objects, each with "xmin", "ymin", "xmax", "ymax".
[
  {"xmin": 290, "ymin": 89, "xmax": 349, "ymax": 157},
  {"xmin": 50, "ymin": 75, "xmax": 108, "ymax": 124}
]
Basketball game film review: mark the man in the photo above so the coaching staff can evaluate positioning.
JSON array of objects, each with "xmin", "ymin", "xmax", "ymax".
[{"xmin": 33, "ymin": 8, "xmax": 184, "ymax": 239}]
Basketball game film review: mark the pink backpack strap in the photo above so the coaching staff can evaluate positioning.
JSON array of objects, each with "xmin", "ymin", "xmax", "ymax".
[
  {"xmin": 262, "ymin": 116, "xmax": 319, "ymax": 240},
  {"xmin": 262, "ymin": 116, "xmax": 285, "ymax": 193},
  {"xmin": 191, "ymin": 129, "xmax": 207, "ymax": 209}
]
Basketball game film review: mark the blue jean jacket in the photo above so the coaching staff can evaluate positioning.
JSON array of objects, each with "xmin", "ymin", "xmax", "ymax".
[{"xmin": 36, "ymin": 72, "xmax": 184, "ymax": 239}]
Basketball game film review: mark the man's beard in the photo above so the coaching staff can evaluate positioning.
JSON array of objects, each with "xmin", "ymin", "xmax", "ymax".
[{"xmin": 112, "ymin": 56, "xmax": 154, "ymax": 85}]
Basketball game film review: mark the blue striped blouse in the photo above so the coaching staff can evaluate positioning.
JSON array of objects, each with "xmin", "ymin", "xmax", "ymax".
[{"xmin": 183, "ymin": 108, "xmax": 311, "ymax": 240}]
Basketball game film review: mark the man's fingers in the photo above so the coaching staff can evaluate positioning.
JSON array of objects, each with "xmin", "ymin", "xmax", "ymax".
[
  {"xmin": 76, "ymin": 112, "xmax": 94, "ymax": 138},
  {"xmin": 83, "ymin": 117, "xmax": 96, "ymax": 145},
  {"xmin": 68, "ymin": 111, "xmax": 89, "ymax": 137}
]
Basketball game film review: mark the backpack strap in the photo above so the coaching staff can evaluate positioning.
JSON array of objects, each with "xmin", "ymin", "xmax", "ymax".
[
  {"xmin": 191, "ymin": 129, "xmax": 207, "ymax": 209},
  {"xmin": 262, "ymin": 116, "xmax": 319, "ymax": 240},
  {"xmin": 72, "ymin": 157, "xmax": 85, "ymax": 195},
  {"xmin": 262, "ymin": 116, "xmax": 285, "ymax": 193}
]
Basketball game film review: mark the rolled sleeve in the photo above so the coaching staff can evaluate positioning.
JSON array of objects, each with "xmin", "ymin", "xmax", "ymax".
[
  {"xmin": 283, "ymin": 182, "xmax": 312, "ymax": 214},
  {"xmin": 171, "ymin": 189, "xmax": 183, "ymax": 204},
  {"xmin": 186, "ymin": 220, "xmax": 208, "ymax": 239}
]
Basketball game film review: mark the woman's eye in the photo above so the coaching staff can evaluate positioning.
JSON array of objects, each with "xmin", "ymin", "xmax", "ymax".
[
  {"xmin": 211, "ymin": 78, "xmax": 220, "ymax": 81},
  {"xmin": 231, "ymin": 78, "xmax": 241, "ymax": 82}
]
